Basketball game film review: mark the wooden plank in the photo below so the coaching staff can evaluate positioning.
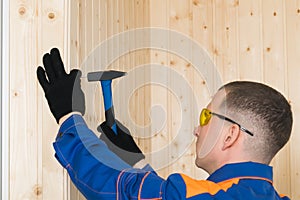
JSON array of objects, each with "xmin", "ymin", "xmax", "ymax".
[
  {"xmin": 110, "ymin": 0, "xmax": 120, "ymax": 126},
  {"xmin": 111, "ymin": 0, "xmax": 128, "ymax": 133},
  {"xmin": 69, "ymin": 0, "xmax": 80, "ymax": 198},
  {"xmin": 83, "ymin": 0, "xmax": 98, "ymax": 136},
  {"xmin": 191, "ymin": 0, "xmax": 215, "ymax": 180},
  {"xmin": 69, "ymin": 0, "xmax": 80, "ymax": 70},
  {"xmin": 10, "ymin": 0, "xmax": 68, "ymax": 199},
  {"xmin": 261, "ymin": 0, "xmax": 286, "ymax": 84},
  {"xmin": 149, "ymin": 0, "xmax": 170, "ymax": 178},
  {"xmin": 285, "ymin": 1, "xmax": 300, "ymax": 199},
  {"xmin": 84, "ymin": 0, "xmax": 108, "ymax": 131},
  {"xmin": 39, "ymin": 0, "xmax": 68, "ymax": 199},
  {"xmin": 89, "ymin": 0, "xmax": 101, "ymax": 132},
  {"xmin": 214, "ymin": 0, "xmax": 239, "ymax": 82},
  {"xmin": 126, "ymin": 0, "xmax": 139, "ymax": 162},
  {"xmin": 192, "ymin": 0, "xmax": 214, "ymax": 56},
  {"xmin": 1, "ymin": 0, "xmax": 10, "ymax": 198},
  {"xmin": 10, "ymin": 1, "xmax": 40, "ymax": 198},
  {"xmin": 135, "ymin": 0, "xmax": 152, "ymax": 167},
  {"xmin": 69, "ymin": 0, "xmax": 87, "ymax": 199},
  {"xmin": 238, "ymin": 0, "xmax": 263, "ymax": 80},
  {"xmin": 114, "ymin": 0, "xmax": 125, "ymax": 127},
  {"xmin": 261, "ymin": 0, "xmax": 291, "ymax": 196},
  {"xmin": 77, "ymin": 1, "xmax": 93, "ymax": 198},
  {"xmin": 78, "ymin": 0, "xmax": 86, "ymax": 71},
  {"xmin": 167, "ymin": 0, "xmax": 196, "ymax": 178}
]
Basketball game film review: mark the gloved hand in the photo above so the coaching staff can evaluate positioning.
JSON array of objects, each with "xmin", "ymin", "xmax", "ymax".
[
  {"xmin": 98, "ymin": 121, "xmax": 145, "ymax": 166},
  {"xmin": 37, "ymin": 48, "xmax": 85, "ymax": 123}
]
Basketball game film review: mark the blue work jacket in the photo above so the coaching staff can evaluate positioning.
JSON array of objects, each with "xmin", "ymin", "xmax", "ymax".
[{"xmin": 53, "ymin": 114, "xmax": 290, "ymax": 200}]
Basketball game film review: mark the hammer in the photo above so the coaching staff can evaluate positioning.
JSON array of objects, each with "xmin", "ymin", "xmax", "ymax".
[{"xmin": 87, "ymin": 70, "xmax": 127, "ymax": 134}]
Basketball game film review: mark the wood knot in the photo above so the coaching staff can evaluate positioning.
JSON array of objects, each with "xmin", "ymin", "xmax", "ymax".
[
  {"xmin": 34, "ymin": 185, "xmax": 42, "ymax": 196},
  {"xmin": 233, "ymin": 0, "xmax": 239, "ymax": 7},
  {"xmin": 273, "ymin": 11, "xmax": 277, "ymax": 16},
  {"xmin": 48, "ymin": 12, "xmax": 55, "ymax": 19},
  {"xmin": 19, "ymin": 7, "xmax": 26, "ymax": 16},
  {"xmin": 266, "ymin": 47, "xmax": 271, "ymax": 52},
  {"xmin": 203, "ymin": 25, "xmax": 207, "ymax": 29},
  {"xmin": 213, "ymin": 48, "xmax": 219, "ymax": 56},
  {"xmin": 193, "ymin": 0, "xmax": 199, "ymax": 6}
]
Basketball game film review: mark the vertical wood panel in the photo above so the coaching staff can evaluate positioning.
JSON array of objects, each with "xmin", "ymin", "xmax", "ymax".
[
  {"xmin": 286, "ymin": 1, "xmax": 300, "ymax": 199},
  {"xmin": 191, "ymin": 0, "xmax": 215, "ymax": 180},
  {"xmin": 68, "ymin": 1, "xmax": 82, "ymax": 199},
  {"xmin": 135, "ymin": 0, "xmax": 152, "ymax": 163},
  {"xmin": 10, "ymin": 0, "xmax": 68, "ymax": 199},
  {"xmin": 1, "ymin": 0, "xmax": 8, "ymax": 198},
  {"xmin": 70, "ymin": 0, "xmax": 96, "ymax": 198},
  {"xmin": 10, "ymin": 1, "xmax": 39, "ymax": 198},
  {"xmin": 238, "ymin": 0, "xmax": 263, "ymax": 80},
  {"xmin": 261, "ymin": 0, "xmax": 291, "ymax": 195},
  {"xmin": 192, "ymin": 0, "xmax": 214, "ymax": 54},
  {"xmin": 168, "ymin": 0, "xmax": 195, "ymax": 177},
  {"xmin": 149, "ymin": 0, "xmax": 170, "ymax": 178},
  {"xmin": 40, "ymin": 0, "xmax": 68, "ymax": 199},
  {"xmin": 214, "ymin": 0, "xmax": 239, "ymax": 82}
]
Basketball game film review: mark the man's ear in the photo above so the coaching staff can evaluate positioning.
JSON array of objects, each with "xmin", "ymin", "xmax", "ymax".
[{"xmin": 222, "ymin": 124, "xmax": 241, "ymax": 150}]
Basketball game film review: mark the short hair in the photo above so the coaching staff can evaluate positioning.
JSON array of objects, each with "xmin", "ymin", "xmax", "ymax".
[{"xmin": 219, "ymin": 81, "xmax": 293, "ymax": 162}]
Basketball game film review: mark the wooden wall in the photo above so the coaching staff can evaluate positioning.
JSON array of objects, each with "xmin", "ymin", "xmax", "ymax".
[
  {"xmin": 9, "ymin": 0, "xmax": 70, "ymax": 199},
  {"xmin": 7, "ymin": 0, "xmax": 300, "ymax": 199}
]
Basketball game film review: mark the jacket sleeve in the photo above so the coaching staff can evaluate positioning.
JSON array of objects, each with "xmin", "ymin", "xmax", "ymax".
[{"xmin": 53, "ymin": 114, "xmax": 165, "ymax": 199}]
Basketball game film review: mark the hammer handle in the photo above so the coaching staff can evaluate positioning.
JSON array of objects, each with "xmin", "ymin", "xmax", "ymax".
[{"xmin": 101, "ymin": 80, "xmax": 117, "ymax": 134}]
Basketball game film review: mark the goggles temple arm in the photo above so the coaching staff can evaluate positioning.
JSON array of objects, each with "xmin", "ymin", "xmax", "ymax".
[{"xmin": 211, "ymin": 112, "xmax": 254, "ymax": 136}]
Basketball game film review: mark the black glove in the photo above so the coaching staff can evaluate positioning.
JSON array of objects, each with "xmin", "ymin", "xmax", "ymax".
[
  {"xmin": 98, "ymin": 121, "xmax": 145, "ymax": 166},
  {"xmin": 37, "ymin": 48, "xmax": 85, "ymax": 123}
]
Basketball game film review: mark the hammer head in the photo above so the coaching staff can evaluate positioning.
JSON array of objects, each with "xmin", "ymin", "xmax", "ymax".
[{"xmin": 87, "ymin": 70, "xmax": 127, "ymax": 82}]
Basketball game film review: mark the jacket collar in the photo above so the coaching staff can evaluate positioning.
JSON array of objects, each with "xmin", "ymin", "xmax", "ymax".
[{"xmin": 207, "ymin": 162, "xmax": 273, "ymax": 183}]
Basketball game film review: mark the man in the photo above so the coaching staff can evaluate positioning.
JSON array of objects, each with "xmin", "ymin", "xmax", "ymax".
[{"xmin": 37, "ymin": 48, "xmax": 292, "ymax": 199}]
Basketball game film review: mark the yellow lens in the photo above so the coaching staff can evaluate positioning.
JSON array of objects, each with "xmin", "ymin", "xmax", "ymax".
[{"xmin": 200, "ymin": 109, "xmax": 212, "ymax": 126}]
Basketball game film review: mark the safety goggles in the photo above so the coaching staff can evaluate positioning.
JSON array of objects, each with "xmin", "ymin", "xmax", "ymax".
[{"xmin": 199, "ymin": 108, "xmax": 254, "ymax": 136}]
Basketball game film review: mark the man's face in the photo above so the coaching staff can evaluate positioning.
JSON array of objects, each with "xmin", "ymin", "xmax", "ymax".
[{"xmin": 194, "ymin": 89, "xmax": 227, "ymax": 171}]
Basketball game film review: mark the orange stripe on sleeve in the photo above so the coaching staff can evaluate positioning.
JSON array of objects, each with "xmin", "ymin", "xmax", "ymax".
[
  {"xmin": 138, "ymin": 172, "xmax": 151, "ymax": 200},
  {"xmin": 232, "ymin": 176, "xmax": 273, "ymax": 184},
  {"xmin": 279, "ymin": 193, "xmax": 288, "ymax": 198},
  {"xmin": 116, "ymin": 170, "xmax": 127, "ymax": 200}
]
